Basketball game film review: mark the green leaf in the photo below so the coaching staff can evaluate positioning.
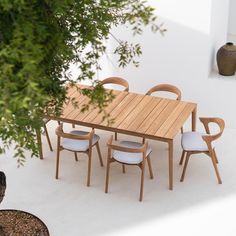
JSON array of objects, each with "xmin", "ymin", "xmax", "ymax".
[{"xmin": 0, "ymin": 0, "xmax": 164, "ymax": 165}]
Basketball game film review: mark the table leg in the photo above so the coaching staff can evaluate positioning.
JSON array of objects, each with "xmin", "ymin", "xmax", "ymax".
[
  {"xmin": 192, "ymin": 107, "xmax": 197, "ymax": 131},
  {"xmin": 168, "ymin": 140, "xmax": 173, "ymax": 190},
  {"xmin": 36, "ymin": 129, "xmax": 43, "ymax": 160}
]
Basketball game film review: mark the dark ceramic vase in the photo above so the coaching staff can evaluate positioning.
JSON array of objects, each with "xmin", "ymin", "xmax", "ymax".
[
  {"xmin": 217, "ymin": 42, "xmax": 236, "ymax": 76},
  {"xmin": 0, "ymin": 171, "xmax": 6, "ymax": 204}
]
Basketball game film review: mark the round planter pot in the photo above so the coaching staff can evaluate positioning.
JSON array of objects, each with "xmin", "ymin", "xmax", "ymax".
[
  {"xmin": 0, "ymin": 171, "xmax": 6, "ymax": 204},
  {"xmin": 217, "ymin": 42, "xmax": 236, "ymax": 76}
]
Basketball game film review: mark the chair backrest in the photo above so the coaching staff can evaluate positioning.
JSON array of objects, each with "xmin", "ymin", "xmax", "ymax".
[
  {"xmin": 145, "ymin": 84, "xmax": 182, "ymax": 100},
  {"xmin": 107, "ymin": 136, "xmax": 148, "ymax": 157},
  {"xmin": 100, "ymin": 77, "xmax": 129, "ymax": 92},
  {"xmin": 56, "ymin": 123, "xmax": 94, "ymax": 141},
  {"xmin": 200, "ymin": 117, "xmax": 225, "ymax": 148}
]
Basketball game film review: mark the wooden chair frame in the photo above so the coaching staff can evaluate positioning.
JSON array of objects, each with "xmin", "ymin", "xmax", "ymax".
[
  {"xmin": 179, "ymin": 117, "xmax": 225, "ymax": 184},
  {"xmin": 100, "ymin": 77, "xmax": 129, "ymax": 140},
  {"xmin": 145, "ymin": 83, "xmax": 182, "ymax": 100},
  {"xmin": 105, "ymin": 136, "xmax": 154, "ymax": 201},
  {"xmin": 144, "ymin": 83, "xmax": 183, "ymax": 143},
  {"xmin": 100, "ymin": 77, "xmax": 129, "ymax": 92},
  {"xmin": 55, "ymin": 124, "xmax": 104, "ymax": 186},
  {"xmin": 43, "ymin": 119, "xmax": 53, "ymax": 152},
  {"xmin": 42, "ymin": 119, "xmax": 61, "ymax": 152}
]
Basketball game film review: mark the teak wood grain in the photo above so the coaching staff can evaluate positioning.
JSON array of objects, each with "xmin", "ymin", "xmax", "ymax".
[
  {"xmin": 100, "ymin": 93, "xmax": 139, "ymax": 127},
  {"xmin": 92, "ymin": 91, "xmax": 129, "ymax": 124},
  {"xmin": 145, "ymin": 100, "xmax": 179, "ymax": 136},
  {"xmin": 125, "ymin": 96, "xmax": 159, "ymax": 132},
  {"xmin": 117, "ymin": 95, "xmax": 154, "ymax": 130},
  {"xmin": 156, "ymin": 102, "xmax": 187, "ymax": 137},
  {"xmin": 46, "ymin": 84, "xmax": 197, "ymax": 190}
]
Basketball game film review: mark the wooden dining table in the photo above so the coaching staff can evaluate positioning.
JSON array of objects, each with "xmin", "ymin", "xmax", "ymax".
[{"xmin": 43, "ymin": 84, "xmax": 197, "ymax": 190}]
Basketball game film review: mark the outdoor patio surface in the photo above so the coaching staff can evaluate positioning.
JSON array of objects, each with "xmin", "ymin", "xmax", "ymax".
[{"xmin": 0, "ymin": 121, "xmax": 236, "ymax": 236}]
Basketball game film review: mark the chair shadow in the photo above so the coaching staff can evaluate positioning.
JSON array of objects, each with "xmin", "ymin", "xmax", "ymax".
[{"xmin": 1, "ymin": 120, "xmax": 235, "ymax": 236}]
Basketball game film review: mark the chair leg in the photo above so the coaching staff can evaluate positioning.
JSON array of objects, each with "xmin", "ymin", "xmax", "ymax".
[
  {"xmin": 72, "ymin": 124, "xmax": 75, "ymax": 128},
  {"xmin": 55, "ymin": 138, "xmax": 60, "ymax": 179},
  {"xmin": 139, "ymin": 160, "xmax": 146, "ymax": 202},
  {"xmin": 96, "ymin": 143, "xmax": 104, "ymax": 167},
  {"xmin": 43, "ymin": 124, "xmax": 53, "ymax": 152},
  {"xmin": 115, "ymin": 132, "xmax": 118, "ymax": 141},
  {"xmin": 74, "ymin": 152, "xmax": 78, "ymax": 162},
  {"xmin": 87, "ymin": 150, "xmax": 92, "ymax": 187},
  {"xmin": 36, "ymin": 129, "xmax": 43, "ymax": 160},
  {"xmin": 105, "ymin": 158, "xmax": 111, "ymax": 193},
  {"xmin": 210, "ymin": 153, "xmax": 222, "ymax": 184},
  {"xmin": 146, "ymin": 155, "xmax": 154, "ymax": 179},
  {"xmin": 179, "ymin": 150, "xmax": 186, "ymax": 165},
  {"xmin": 213, "ymin": 149, "xmax": 219, "ymax": 164},
  {"xmin": 180, "ymin": 152, "xmax": 191, "ymax": 182},
  {"xmin": 181, "ymin": 126, "xmax": 183, "ymax": 134},
  {"xmin": 142, "ymin": 137, "xmax": 145, "ymax": 144},
  {"xmin": 122, "ymin": 164, "xmax": 126, "ymax": 173}
]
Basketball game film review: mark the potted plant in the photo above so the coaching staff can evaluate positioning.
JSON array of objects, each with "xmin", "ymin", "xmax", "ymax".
[{"xmin": 0, "ymin": 171, "xmax": 6, "ymax": 203}]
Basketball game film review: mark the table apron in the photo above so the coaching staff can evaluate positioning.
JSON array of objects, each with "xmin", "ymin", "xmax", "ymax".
[{"xmin": 49, "ymin": 117, "xmax": 174, "ymax": 143}]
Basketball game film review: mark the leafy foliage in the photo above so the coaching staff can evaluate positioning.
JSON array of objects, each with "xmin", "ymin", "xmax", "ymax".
[{"xmin": 0, "ymin": 0, "xmax": 164, "ymax": 165}]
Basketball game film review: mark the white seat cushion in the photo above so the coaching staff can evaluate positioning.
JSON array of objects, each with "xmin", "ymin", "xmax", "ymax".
[
  {"xmin": 112, "ymin": 141, "xmax": 152, "ymax": 164},
  {"xmin": 62, "ymin": 130, "xmax": 99, "ymax": 152},
  {"xmin": 181, "ymin": 132, "xmax": 215, "ymax": 151}
]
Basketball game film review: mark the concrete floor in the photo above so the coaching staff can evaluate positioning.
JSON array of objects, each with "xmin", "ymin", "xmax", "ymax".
[{"xmin": 0, "ymin": 121, "xmax": 236, "ymax": 236}]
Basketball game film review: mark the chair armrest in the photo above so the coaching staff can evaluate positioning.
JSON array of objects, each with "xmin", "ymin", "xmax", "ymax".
[{"xmin": 200, "ymin": 117, "xmax": 225, "ymax": 146}]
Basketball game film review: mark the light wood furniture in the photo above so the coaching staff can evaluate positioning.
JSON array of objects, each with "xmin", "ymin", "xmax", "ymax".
[
  {"xmin": 46, "ymin": 84, "xmax": 197, "ymax": 190},
  {"xmin": 179, "ymin": 117, "xmax": 225, "ymax": 184},
  {"xmin": 35, "ymin": 119, "xmax": 54, "ymax": 158},
  {"xmin": 43, "ymin": 118, "xmax": 53, "ymax": 151},
  {"xmin": 105, "ymin": 136, "xmax": 153, "ymax": 201},
  {"xmin": 100, "ymin": 77, "xmax": 129, "ymax": 140},
  {"xmin": 55, "ymin": 123, "xmax": 103, "ymax": 186},
  {"xmin": 100, "ymin": 77, "xmax": 129, "ymax": 92},
  {"xmin": 145, "ymin": 83, "xmax": 182, "ymax": 98},
  {"xmin": 146, "ymin": 83, "xmax": 183, "ymax": 134}
]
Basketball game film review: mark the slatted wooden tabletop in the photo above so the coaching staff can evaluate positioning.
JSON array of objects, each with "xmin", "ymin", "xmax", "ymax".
[{"xmin": 57, "ymin": 86, "xmax": 197, "ymax": 141}]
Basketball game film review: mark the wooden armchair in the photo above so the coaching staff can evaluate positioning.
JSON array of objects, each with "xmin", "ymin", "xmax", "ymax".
[
  {"xmin": 145, "ymin": 83, "xmax": 182, "ymax": 99},
  {"xmin": 100, "ymin": 77, "xmax": 129, "ymax": 140},
  {"xmin": 43, "ymin": 118, "xmax": 53, "ymax": 151},
  {"xmin": 144, "ymin": 84, "xmax": 183, "ymax": 143},
  {"xmin": 105, "ymin": 136, "xmax": 153, "ymax": 201},
  {"xmin": 55, "ymin": 123, "xmax": 103, "ymax": 186},
  {"xmin": 100, "ymin": 77, "xmax": 129, "ymax": 92},
  {"xmin": 179, "ymin": 117, "xmax": 225, "ymax": 184}
]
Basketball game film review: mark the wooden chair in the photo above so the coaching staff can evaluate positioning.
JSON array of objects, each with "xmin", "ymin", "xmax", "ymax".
[
  {"xmin": 42, "ymin": 118, "xmax": 53, "ymax": 151},
  {"xmin": 145, "ymin": 83, "xmax": 182, "ymax": 99},
  {"xmin": 55, "ymin": 123, "xmax": 104, "ymax": 186},
  {"xmin": 105, "ymin": 136, "xmax": 154, "ymax": 201},
  {"xmin": 145, "ymin": 83, "xmax": 183, "ymax": 134},
  {"xmin": 100, "ymin": 77, "xmax": 129, "ymax": 92},
  {"xmin": 179, "ymin": 117, "xmax": 225, "ymax": 184},
  {"xmin": 100, "ymin": 77, "xmax": 129, "ymax": 140}
]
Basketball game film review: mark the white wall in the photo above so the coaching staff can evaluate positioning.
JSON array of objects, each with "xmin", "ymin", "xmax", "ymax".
[
  {"xmin": 228, "ymin": 0, "xmax": 236, "ymax": 42},
  {"xmin": 150, "ymin": 0, "xmax": 212, "ymax": 34},
  {"xmin": 210, "ymin": 0, "xmax": 230, "ymax": 70},
  {"xmin": 105, "ymin": 0, "xmax": 236, "ymax": 128},
  {"xmin": 69, "ymin": 44, "xmax": 113, "ymax": 85}
]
